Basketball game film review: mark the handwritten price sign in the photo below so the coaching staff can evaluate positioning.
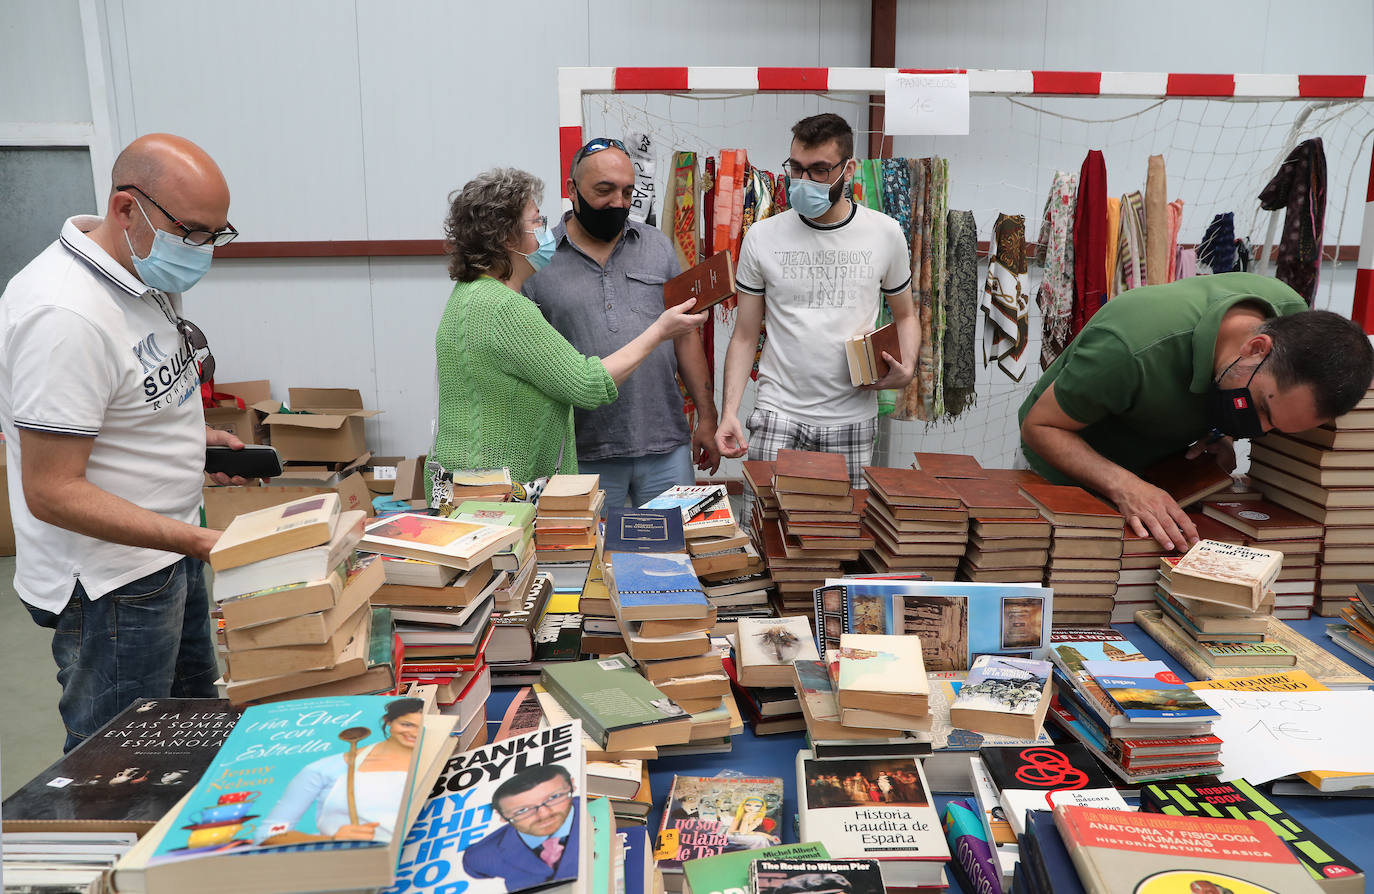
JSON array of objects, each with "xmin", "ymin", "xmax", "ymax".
[
  {"xmin": 1193, "ymin": 689, "xmax": 1374, "ymax": 783},
  {"xmin": 883, "ymin": 73, "xmax": 970, "ymax": 136}
]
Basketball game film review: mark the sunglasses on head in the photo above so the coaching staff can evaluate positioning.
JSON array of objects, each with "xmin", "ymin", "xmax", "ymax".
[{"xmin": 571, "ymin": 137, "xmax": 629, "ymax": 170}]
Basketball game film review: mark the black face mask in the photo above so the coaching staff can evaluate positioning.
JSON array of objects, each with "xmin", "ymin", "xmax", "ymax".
[
  {"xmin": 572, "ymin": 186, "xmax": 630, "ymax": 242},
  {"xmin": 1205, "ymin": 353, "xmax": 1269, "ymax": 441}
]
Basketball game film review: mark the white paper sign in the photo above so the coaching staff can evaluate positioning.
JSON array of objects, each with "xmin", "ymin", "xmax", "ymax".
[
  {"xmin": 372, "ymin": 465, "xmax": 398, "ymax": 481},
  {"xmin": 883, "ymin": 72, "xmax": 970, "ymax": 136},
  {"xmin": 1193, "ymin": 688, "xmax": 1374, "ymax": 783}
]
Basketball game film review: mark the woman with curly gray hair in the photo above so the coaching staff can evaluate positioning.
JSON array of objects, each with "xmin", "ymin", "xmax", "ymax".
[{"xmin": 432, "ymin": 168, "xmax": 704, "ymax": 484}]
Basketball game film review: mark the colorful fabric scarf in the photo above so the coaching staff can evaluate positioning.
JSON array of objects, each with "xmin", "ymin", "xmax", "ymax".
[
  {"xmin": 881, "ymin": 158, "xmax": 914, "ymax": 241},
  {"xmin": 1145, "ymin": 154, "xmax": 1169, "ymax": 285},
  {"xmin": 943, "ymin": 209, "xmax": 979, "ymax": 418},
  {"xmin": 1175, "ymin": 246, "xmax": 1197, "ymax": 279},
  {"xmin": 1036, "ymin": 171, "xmax": 1078, "ymax": 369},
  {"xmin": 981, "ymin": 213, "xmax": 1030, "ymax": 382},
  {"xmin": 1259, "ymin": 137, "xmax": 1327, "ymax": 304},
  {"xmin": 1196, "ymin": 212, "xmax": 1237, "ymax": 274},
  {"xmin": 1115, "ymin": 191, "xmax": 1147, "ymax": 292},
  {"xmin": 665, "ymin": 151, "xmax": 699, "ymax": 272},
  {"xmin": 893, "ymin": 159, "xmax": 931, "ymax": 421},
  {"xmin": 1073, "ymin": 151, "xmax": 1108, "ymax": 337},
  {"xmin": 1165, "ymin": 198, "xmax": 1184, "ymax": 282},
  {"xmin": 1104, "ymin": 195, "xmax": 1121, "ymax": 299},
  {"xmin": 928, "ymin": 158, "xmax": 949, "ymax": 417}
]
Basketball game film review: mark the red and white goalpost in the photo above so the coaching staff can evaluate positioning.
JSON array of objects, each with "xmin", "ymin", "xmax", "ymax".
[{"xmin": 556, "ymin": 66, "xmax": 1374, "ymax": 467}]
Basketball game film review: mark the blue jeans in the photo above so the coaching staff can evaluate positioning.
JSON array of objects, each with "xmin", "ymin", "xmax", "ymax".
[
  {"xmin": 25, "ymin": 557, "xmax": 219, "ymax": 752},
  {"xmin": 578, "ymin": 443, "xmax": 695, "ymax": 514}
]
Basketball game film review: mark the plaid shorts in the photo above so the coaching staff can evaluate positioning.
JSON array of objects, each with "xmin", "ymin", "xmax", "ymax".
[{"xmin": 746, "ymin": 407, "xmax": 877, "ymax": 487}]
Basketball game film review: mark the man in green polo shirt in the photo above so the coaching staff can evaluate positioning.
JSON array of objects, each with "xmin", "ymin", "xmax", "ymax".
[{"xmin": 1019, "ymin": 272, "xmax": 1373, "ymax": 551}]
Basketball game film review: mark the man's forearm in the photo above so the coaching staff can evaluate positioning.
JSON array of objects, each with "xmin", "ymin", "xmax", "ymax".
[
  {"xmin": 674, "ymin": 332, "xmax": 718, "ymax": 421},
  {"xmin": 28, "ymin": 477, "xmax": 213, "ymax": 559},
  {"xmin": 719, "ymin": 333, "xmax": 757, "ymax": 419},
  {"xmin": 1022, "ymin": 423, "xmax": 1139, "ymax": 502}
]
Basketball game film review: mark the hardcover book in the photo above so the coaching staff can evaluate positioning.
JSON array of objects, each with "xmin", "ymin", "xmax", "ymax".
[
  {"xmin": 845, "ymin": 323, "xmax": 901, "ymax": 385},
  {"xmin": 861, "ymin": 466, "xmax": 962, "ymax": 508},
  {"xmin": 1052, "ymin": 804, "xmax": 1326, "ymax": 894},
  {"xmin": 540, "ymin": 654, "xmax": 693, "ymax": 750},
  {"xmin": 750, "ymin": 858, "xmax": 884, "ymax": 894},
  {"xmin": 382, "ymin": 721, "xmax": 588, "ymax": 894},
  {"xmin": 1143, "ymin": 452, "xmax": 1235, "ymax": 507},
  {"xmin": 795, "ymin": 751, "xmax": 950, "ymax": 888},
  {"xmin": 912, "ymin": 452, "xmax": 987, "ymax": 479},
  {"xmin": 208, "ymin": 493, "xmax": 341, "ymax": 572},
  {"xmin": 664, "ymin": 249, "xmax": 736, "ymax": 312},
  {"xmin": 980, "ymin": 743, "xmax": 1127, "ymax": 837},
  {"xmin": 948, "ymin": 655, "xmax": 1052, "ymax": 740},
  {"xmin": 653, "ymin": 773, "xmax": 784, "ymax": 876},
  {"xmin": 1140, "ymin": 776, "xmax": 1363, "ymax": 892},
  {"xmin": 1018, "ymin": 484, "xmax": 1125, "ymax": 530},
  {"xmin": 774, "ymin": 449, "xmax": 850, "ymax": 496},
  {"xmin": 1201, "ymin": 498, "xmax": 1323, "ymax": 540},
  {"xmin": 604, "ymin": 508, "xmax": 686, "ymax": 554},
  {"xmin": 946, "ymin": 478, "xmax": 1041, "ymax": 519},
  {"xmin": 835, "ymin": 633, "xmax": 930, "ymax": 715},
  {"xmin": 360, "ymin": 513, "xmax": 522, "ymax": 571},
  {"xmin": 1, "ymin": 699, "xmax": 238, "ymax": 833},
  {"xmin": 681, "ymin": 842, "xmax": 830, "ymax": 894},
  {"xmin": 1080, "ymin": 659, "xmax": 1218, "ymax": 723}
]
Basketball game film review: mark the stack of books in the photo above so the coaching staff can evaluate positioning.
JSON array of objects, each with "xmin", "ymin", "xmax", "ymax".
[
  {"xmin": 1044, "ymin": 626, "xmax": 1224, "ymax": 784},
  {"xmin": 209, "ymin": 495, "xmax": 400, "ymax": 705},
  {"xmin": 1113, "ymin": 529, "xmax": 1170, "ymax": 623},
  {"xmin": 447, "ymin": 499, "xmax": 538, "ymax": 608},
  {"xmin": 912, "ymin": 451, "xmax": 988, "ymax": 480},
  {"xmin": 732, "ymin": 615, "xmax": 817, "ymax": 737},
  {"xmin": 743, "ymin": 458, "xmax": 781, "ymax": 528},
  {"xmin": 790, "ymin": 656, "xmax": 932, "ymax": 757},
  {"xmin": 534, "ymin": 473, "xmax": 604, "ymax": 590},
  {"xmin": 578, "ymin": 549, "xmax": 624, "ymax": 655},
  {"xmin": 542, "ymin": 653, "xmax": 695, "ymax": 752},
  {"xmin": 428, "ymin": 465, "xmax": 513, "ymax": 512},
  {"xmin": 721, "ymin": 645, "xmax": 807, "ymax": 737},
  {"xmin": 1247, "ymin": 390, "xmax": 1374, "ymax": 614},
  {"xmin": 834, "ymin": 632, "xmax": 933, "ymax": 733},
  {"xmin": 1020, "ymin": 483, "xmax": 1125, "ymax": 626},
  {"xmin": 760, "ymin": 450, "xmax": 867, "ymax": 612},
  {"xmin": 860, "ymin": 465, "xmax": 967, "ymax": 581},
  {"xmin": 948, "ymin": 478, "xmax": 1049, "ymax": 584},
  {"xmin": 1328, "ymin": 582, "xmax": 1374, "ymax": 666},
  {"xmin": 1200, "ymin": 497, "xmax": 1324, "ymax": 620},
  {"xmin": 605, "ymin": 548, "xmax": 738, "ymax": 751}
]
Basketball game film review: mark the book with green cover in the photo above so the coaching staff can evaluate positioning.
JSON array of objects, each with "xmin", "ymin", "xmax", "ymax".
[
  {"xmin": 453, "ymin": 500, "xmax": 536, "ymax": 554},
  {"xmin": 682, "ymin": 842, "xmax": 830, "ymax": 894},
  {"xmin": 540, "ymin": 654, "xmax": 694, "ymax": 750},
  {"xmin": 1140, "ymin": 776, "xmax": 1363, "ymax": 892}
]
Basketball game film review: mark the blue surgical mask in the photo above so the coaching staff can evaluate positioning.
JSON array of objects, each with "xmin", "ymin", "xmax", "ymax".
[
  {"xmin": 788, "ymin": 169, "xmax": 847, "ymax": 219},
  {"xmin": 518, "ymin": 226, "xmax": 557, "ymax": 272},
  {"xmin": 124, "ymin": 198, "xmax": 214, "ymax": 292}
]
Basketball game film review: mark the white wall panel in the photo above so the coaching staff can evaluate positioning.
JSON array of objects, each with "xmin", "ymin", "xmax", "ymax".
[
  {"xmin": 114, "ymin": 0, "xmax": 368, "ymax": 241},
  {"xmin": 0, "ymin": 0, "xmax": 90, "ymax": 123}
]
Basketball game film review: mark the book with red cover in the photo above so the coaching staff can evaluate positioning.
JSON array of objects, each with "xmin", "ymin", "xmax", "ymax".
[
  {"xmin": 982, "ymin": 468, "xmax": 1050, "ymax": 487},
  {"xmin": 1201, "ymin": 498, "xmax": 1324, "ymax": 540},
  {"xmin": 862, "ymin": 466, "xmax": 961, "ymax": 508},
  {"xmin": 663, "ymin": 249, "xmax": 736, "ymax": 312},
  {"xmin": 1143, "ymin": 451, "xmax": 1235, "ymax": 507},
  {"xmin": 912, "ymin": 452, "xmax": 987, "ymax": 479},
  {"xmin": 775, "ymin": 449, "xmax": 850, "ymax": 496},
  {"xmin": 945, "ymin": 478, "xmax": 1041, "ymax": 519},
  {"xmin": 1019, "ymin": 484, "xmax": 1125, "ymax": 530},
  {"xmin": 866, "ymin": 321, "xmax": 901, "ymax": 378},
  {"xmin": 1186, "ymin": 511, "xmax": 1247, "ymax": 545},
  {"xmin": 741, "ymin": 460, "xmax": 777, "ymax": 496}
]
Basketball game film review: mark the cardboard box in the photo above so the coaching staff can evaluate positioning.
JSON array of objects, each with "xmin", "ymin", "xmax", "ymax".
[
  {"xmin": 363, "ymin": 455, "xmax": 406, "ymax": 494},
  {"xmin": 202, "ymin": 471, "xmax": 374, "ymax": 530},
  {"xmin": 204, "ymin": 379, "xmax": 274, "ymax": 445},
  {"xmin": 0, "ymin": 444, "xmax": 14, "ymax": 557},
  {"xmin": 262, "ymin": 388, "xmax": 380, "ymax": 463}
]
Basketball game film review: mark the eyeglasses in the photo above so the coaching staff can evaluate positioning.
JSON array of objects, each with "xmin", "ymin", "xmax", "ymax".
[
  {"xmin": 117, "ymin": 184, "xmax": 239, "ymax": 247},
  {"xmin": 504, "ymin": 789, "xmax": 573, "ymax": 820},
  {"xmin": 782, "ymin": 157, "xmax": 850, "ymax": 182},
  {"xmin": 177, "ymin": 317, "xmax": 216, "ymax": 383},
  {"xmin": 528, "ymin": 214, "xmax": 549, "ymax": 230},
  {"xmin": 571, "ymin": 137, "xmax": 629, "ymax": 171}
]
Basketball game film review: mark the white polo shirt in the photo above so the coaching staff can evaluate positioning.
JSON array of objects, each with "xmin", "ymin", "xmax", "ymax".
[{"xmin": 0, "ymin": 216, "xmax": 207, "ymax": 614}]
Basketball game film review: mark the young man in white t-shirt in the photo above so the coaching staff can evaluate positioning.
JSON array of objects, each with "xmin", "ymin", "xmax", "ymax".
[
  {"xmin": 0, "ymin": 134, "xmax": 248, "ymax": 751},
  {"xmin": 716, "ymin": 114, "xmax": 919, "ymax": 494}
]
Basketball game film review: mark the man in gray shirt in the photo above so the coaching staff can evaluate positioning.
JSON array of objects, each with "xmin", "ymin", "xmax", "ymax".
[{"xmin": 524, "ymin": 138, "xmax": 719, "ymax": 510}]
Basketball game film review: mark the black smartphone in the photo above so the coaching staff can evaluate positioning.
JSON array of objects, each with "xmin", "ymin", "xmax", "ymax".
[{"xmin": 205, "ymin": 444, "xmax": 283, "ymax": 479}]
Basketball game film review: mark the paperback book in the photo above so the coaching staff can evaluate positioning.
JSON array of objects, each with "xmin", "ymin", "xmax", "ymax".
[
  {"xmin": 653, "ymin": 774, "xmax": 784, "ymax": 876},
  {"xmin": 1080, "ymin": 660, "xmax": 1219, "ymax": 723},
  {"xmin": 750, "ymin": 858, "xmax": 885, "ymax": 894},
  {"xmin": 948, "ymin": 655, "xmax": 1052, "ymax": 739}
]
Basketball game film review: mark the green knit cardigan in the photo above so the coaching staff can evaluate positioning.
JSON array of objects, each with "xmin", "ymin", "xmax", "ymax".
[{"xmin": 432, "ymin": 276, "xmax": 617, "ymax": 484}]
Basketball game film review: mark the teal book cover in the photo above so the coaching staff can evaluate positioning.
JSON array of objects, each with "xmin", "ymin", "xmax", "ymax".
[
  {"xmin": 608, "ymin": 552, "xmax": 707, "ymax": 611},
  {"xmin": 150, "ymin": 694, "xmax": 425, "ymax": 863},
  {"xmin": 589, "ymin": 795, "xmax": 614, "ymax": 894}
]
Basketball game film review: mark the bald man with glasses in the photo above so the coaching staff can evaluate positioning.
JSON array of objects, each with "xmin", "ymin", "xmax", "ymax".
[{"xmin": 0, "ymin": 133, "xmax": 250, "ymax": 751}]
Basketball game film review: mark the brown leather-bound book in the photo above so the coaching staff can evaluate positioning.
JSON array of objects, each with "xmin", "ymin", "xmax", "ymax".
[
  {"xmin": 663, "ymin": 249, "xmax": 735, "ymax": 312},
  {"xmin": 945, "ymin": 478, "xmax": 1040, "ymax": 519},
  {"xmin": 1143, "ymin": 451, "xmax": 1234, "ymax": 507},
  {"xmin": 862, "ymin": 466, "xmax": 961, "ymax": 508},
  {"xmin": 912, "ymin": 452, "xmax": 987, "ymax": 479},
  {"xmin": 866, "ymin": 321, "xmax": 901, "ymax": 378},
  {"xmin": 775, "ymin": 449, "xmax": 850, "ymax": 496},
  {"xmin": 1200, "ymin": 498, "xmax": 1324, "ymax": 541},
  {"xmin": 741, "ymin": 460, "xmax": 776, "ymax": 497},
  {"xmin": 982, "ymin": 468, "xmax": 1050, "ymax": 487},
  {"xmin": 1018, "ymin": 483, "xmax": 1125, "ymax": 530},
  {"xmin": 1186, "ymin": 511, "xmax": 1246, "ymax": 545}
]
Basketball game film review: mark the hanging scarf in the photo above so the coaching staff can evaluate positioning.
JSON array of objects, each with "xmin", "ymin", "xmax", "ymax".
[
  {"xmin": 1196, "ymin": 212, "xmax": 1237, "ymax": 274},
  {"xmin": 1115, "ymin": 191, "xmax": 1147, "ymax": 292},
  {"xmin": 1036, "ymin": 171, "xmax": 1077, "ymax": 369},
  {"xmin": 711, "ymin": 151, "xmax": 736, "ymax": 265},
  {"xmin": 1104, "ymin": 195, "xmax": 1121, "ymax": 299},
  {"xmin": 942, "ymin": 209, "xmax": 979, "ymax": 418},
  {"xmin": 1072, "ymin": 150, "xmax": 1107, "ymax": 337},
  {"xmin": 1144, "ymin": 154, "xmax": 1169, "ymax": 285},
  {"xmin": 892, "ymin": 159, "xmax": 931, "ymax": 421},
  {"xmin": 1165, "ymin": 198, "xmax": 1184, "ymax": 281},
  {"xmin": 928, "ymin": 158, "xmax": 949, "ymax": 417},
  {"xmin": 1259, "ymin": 137, "xmax": 1327, "ymax": 304},
  {"xmin": 880, "ymin": 158, "xmax": 914, "ymax": 242},
  {"xmin": 1175, "ymin": 247, "xmax": 1197, "ymax": 279},
  {"xmin": 666, "ymin": 151, "xmax": 702, "ymax": 428},
  {"xmin": 981, "ymin": 213, "xmax": 1030, "ymax": 382}
]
